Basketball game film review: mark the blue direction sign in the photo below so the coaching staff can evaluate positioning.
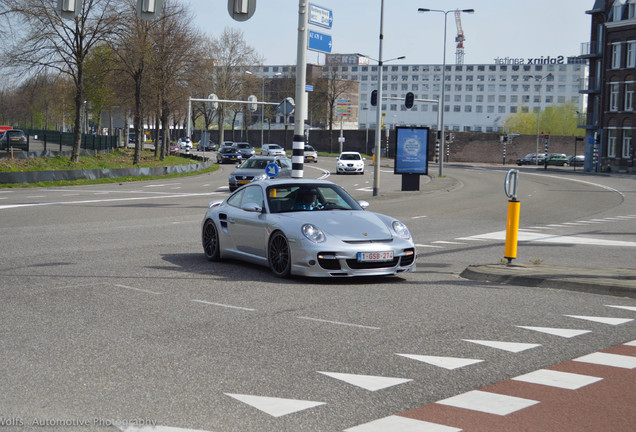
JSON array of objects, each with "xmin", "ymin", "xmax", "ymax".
[
  {"xmin": 308, "ymin": 3, "xmax": 333, "ymax": 29},
  {"xmin": 265, "ymin": 162, "xmax": 280, "ymax": 178},
  {"xmin": 308, "ymin": 30, "xmax": 333, "ymax": 54}
]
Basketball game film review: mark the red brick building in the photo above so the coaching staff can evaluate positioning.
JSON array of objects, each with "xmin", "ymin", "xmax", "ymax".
[{"xmin": 582, "ymin": 0, "xmax": 636, "ymax": 173}]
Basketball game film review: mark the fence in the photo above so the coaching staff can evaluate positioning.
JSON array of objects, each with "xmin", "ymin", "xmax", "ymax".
[{"xmin": 4, "ymin": 129, "xmax": 119, "ymax": 155}]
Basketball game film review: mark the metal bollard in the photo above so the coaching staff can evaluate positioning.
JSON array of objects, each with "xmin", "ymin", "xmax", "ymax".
[{"xmin": 504, "ymin": 169, "xmax": 520, "ymax": 264}]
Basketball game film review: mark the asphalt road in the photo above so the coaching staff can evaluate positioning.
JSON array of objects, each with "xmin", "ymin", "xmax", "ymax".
[{"xmin": 0, "ymin": 158, "xmax": 635, "ymax": 431}]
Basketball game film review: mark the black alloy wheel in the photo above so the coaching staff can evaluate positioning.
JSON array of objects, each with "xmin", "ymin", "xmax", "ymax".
[
  {"xmin": 202, "ymin": 220, "xmax": 220, "ymax": 261},
  {"xmin": 268, "ymin": 231, "xmax": 291, "ymax": 277}
]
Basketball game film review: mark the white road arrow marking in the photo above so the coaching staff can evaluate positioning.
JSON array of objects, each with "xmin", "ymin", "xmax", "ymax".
[
  {"xmin": 396, "ymin": 354, "xmax": 483, "ymax": 370},
  {"xmin": 516, "ymin": 326, "xmax": 591, "ymax": 338},
  {"xmin": 463, "ymin": 339, "xmax": 541, "ymax": 353},
  {"xmin": 224, "ymin": 393, "xmax": 325, "ymax": 417},
  {"xmin": 318, "ymin": 371, "xmax": 412, "ymax": 391},
  {"xmin": 564, "ymin": 315, "xmax": 634, "ymax": 325},
  {"xmin": 344, "ymin": 416, "xmax": 462, "ymax": 432}
]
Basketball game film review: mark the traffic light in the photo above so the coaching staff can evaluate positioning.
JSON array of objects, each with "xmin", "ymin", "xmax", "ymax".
[
  {"xmin": 137, "ymin": 0, "xmax": 163, "ymax": 20},
  {"xmin": 405, "ymin": 92, "xmax": 414, "ymax": 109},
  {"xmin": 370, "ymin": 90, "xmax": 378, "ymax": 107},
  {"xmin": 57, "ymin": 0, "xmax": 81, "ymax": 19}
]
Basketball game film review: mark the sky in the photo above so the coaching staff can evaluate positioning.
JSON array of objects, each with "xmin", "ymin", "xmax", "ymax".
[{"xmin": 187, "ymin": 0, "xmax": 594, "ymax": 66}]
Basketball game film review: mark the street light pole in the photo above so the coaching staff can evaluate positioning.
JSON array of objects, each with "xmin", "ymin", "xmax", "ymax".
[
  {"xmin": 372, "ymin": 0, "xmax": 386, "ymax": 197},
  {"xmin": 418, "ymin": 8, "xmax": 474, "ymax": 177}
]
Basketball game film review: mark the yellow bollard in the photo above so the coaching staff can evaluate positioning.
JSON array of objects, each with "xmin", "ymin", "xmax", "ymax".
[{"xmin": 504, "ymin": 199, "xmax": 520, "ymax": 263}]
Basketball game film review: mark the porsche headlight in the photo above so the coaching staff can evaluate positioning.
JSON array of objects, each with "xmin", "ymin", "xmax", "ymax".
[
  {"xmin": 302, "ymin": 224, "xmax": 326, "ymax": 243},
  {"xmin": 392, "ymin": 220, "xmax": 411, "ymax": 240}
]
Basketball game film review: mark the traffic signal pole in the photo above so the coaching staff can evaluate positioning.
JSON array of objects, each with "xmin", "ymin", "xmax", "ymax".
[{"xmin": 292, "ymin": 0, "xmax": 309, "ymax": 178}]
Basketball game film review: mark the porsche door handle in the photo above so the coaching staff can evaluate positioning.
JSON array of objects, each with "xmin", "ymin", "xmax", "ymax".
[{"xmin": 228, "ymin": 217, "xmax": 236, "ymax": 223}]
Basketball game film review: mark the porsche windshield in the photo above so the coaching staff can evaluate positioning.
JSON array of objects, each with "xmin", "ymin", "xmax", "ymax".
[{"xmin": 266, "ymin": 184, "xmax": 362, "ymax": 213}]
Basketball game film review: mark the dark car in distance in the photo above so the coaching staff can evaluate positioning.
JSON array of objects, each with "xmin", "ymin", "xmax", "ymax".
[
  {"xmin": 546, "ymin": 153, "xmax": 568, "ymax": 166},
  {"xmin": 516, "ymin": 153, "xmax": 545, "ymax": 166},
  {"xmin": 216, "ymin": 146, "xmax": 242, "ymax": 164},
  {"xmin": 567, "ymin": 155, "xmax": 585, "ymax": 167},
  {"xmin": 0, "ymin": 129, "xmax": 28, "ymax": 150},
  {"xmin": 234, "ymin": 142, "xmax": 255, "ymax": 159}
]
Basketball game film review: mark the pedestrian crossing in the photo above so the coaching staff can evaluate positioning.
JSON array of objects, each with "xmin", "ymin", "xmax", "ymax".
[
  {"xmin": 414, "ymin": 214, "xmax": 636, "ymax": 250},
  {"xmin": 116, "ymin": 304, "xmax": 636, "ymax": 432}
]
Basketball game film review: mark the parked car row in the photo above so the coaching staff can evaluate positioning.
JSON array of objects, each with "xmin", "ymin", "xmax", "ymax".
[{"xmin": 516, "ymin": 152, "xmax": 585, "ymax": 167}]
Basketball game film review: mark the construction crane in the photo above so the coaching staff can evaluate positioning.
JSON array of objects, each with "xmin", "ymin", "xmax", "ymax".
[{"xmin": 454, "ymin": 9, "xmax": 465, "ymax": 65}]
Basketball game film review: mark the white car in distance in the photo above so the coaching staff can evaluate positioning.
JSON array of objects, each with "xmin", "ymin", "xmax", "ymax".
[{"xmin": 336, "ymin": 151, "xmax": 365, "ymax": 175}]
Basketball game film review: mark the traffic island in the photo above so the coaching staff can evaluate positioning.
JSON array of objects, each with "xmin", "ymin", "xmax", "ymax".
[{"xmin": 461, "ymin": 263, "xmax": 636, "ymax": 298}]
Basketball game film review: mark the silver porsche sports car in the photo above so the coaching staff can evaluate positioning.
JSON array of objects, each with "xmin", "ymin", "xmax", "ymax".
[{"xmin": 201, "ymin": 179, "xmax": 416, "ymax": 277}]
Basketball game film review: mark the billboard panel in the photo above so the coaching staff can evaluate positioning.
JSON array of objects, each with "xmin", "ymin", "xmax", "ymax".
[{"xmin": 395, "ymin": 127, "xmax": 429, "ymax": 175}]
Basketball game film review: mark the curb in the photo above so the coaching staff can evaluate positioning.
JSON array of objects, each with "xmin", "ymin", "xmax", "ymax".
[{"xmin": 460, "ymin": 264, "xmax": 636, "ymax": 299}]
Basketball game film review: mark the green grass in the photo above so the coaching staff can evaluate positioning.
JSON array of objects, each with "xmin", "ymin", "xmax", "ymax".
[
  {"xmin": 0, "ymin": 149, "xmax": 219, "ymax": 188},
  {"xmin": 0, "ymin": 149, "xmax": 195, "ymax": 172}
]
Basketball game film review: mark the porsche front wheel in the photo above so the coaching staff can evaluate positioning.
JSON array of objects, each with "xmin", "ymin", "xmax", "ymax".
[{"xmin": 268, "ymin": 231, "xmax": 291, "ymax": 277}]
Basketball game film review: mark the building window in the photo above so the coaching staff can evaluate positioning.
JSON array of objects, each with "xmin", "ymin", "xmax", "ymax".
[
  {"xmin": 613, "ymin": 0, "xmax": 626, "ymax": 21},
  {"xmin": 623, "ymin": 129, "xmax": 632, "ymax": 158},
  {"xmin": 476, "ymin": 105, "xmax": 483, "ymax": 113},
  {"xmin": 610, "ymin": 83, "xmax": 620, "ymax": 111},
  {"xmin": 612, "ymin": 43, "xmax": 622, "ymax": 69},
  {"xmin": 608, "ymin": 129, "xmax": 617, "ymax": 157},
  {"xmin": 626, "ymin": 82, "xmax": 635, "ymax": 110},
  {"xmin": 390, "ymin": 104, "xmax": 397, "ymax": 111},
  {"xmin": 627, "ymin": 41, "xmax": 636, "ymax": 68}
]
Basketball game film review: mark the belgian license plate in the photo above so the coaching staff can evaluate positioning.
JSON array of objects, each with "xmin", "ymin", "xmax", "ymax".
[{"xmin": 357, "ymin": 251, "xmax": 394, "ymax": 262}]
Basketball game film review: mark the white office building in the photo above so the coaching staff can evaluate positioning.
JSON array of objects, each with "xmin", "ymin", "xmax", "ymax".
[{"xmin": 253, "ymin": 55, "xmax": 587, "ymax": 133}]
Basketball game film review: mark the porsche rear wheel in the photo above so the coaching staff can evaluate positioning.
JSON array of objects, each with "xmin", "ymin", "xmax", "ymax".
[
  {"xmin": 202, "ymin": 219, "xmax": 220, "ymax": 261},
  {"xmin": 268, "ymin": 231, "xmax": 291, "ymax": 277}
]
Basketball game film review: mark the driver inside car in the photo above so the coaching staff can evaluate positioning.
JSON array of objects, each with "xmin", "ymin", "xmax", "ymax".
[{"xmin": 293, "ymin": 189, "xmax": 323, "ymax": 211}]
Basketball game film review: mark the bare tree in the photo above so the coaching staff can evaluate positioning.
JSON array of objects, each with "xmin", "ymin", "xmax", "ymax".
[
  {"xmin": 149, "ymin": 0, "xmax": 201, "ymax": 159},
  {"xmin": 108, "ymin": 1, "xmax": 155, "ymax": 164},
  {"xmin": 208, "ymin": 27, "xmax": 262, "ymax": 144},
  {"xmin": 315, "ymin": 67, "xmax": 353, "ymax": 153},
  {"xmin": 4, "ymin": 0, "xmax": 124, "ymax": 162}
]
